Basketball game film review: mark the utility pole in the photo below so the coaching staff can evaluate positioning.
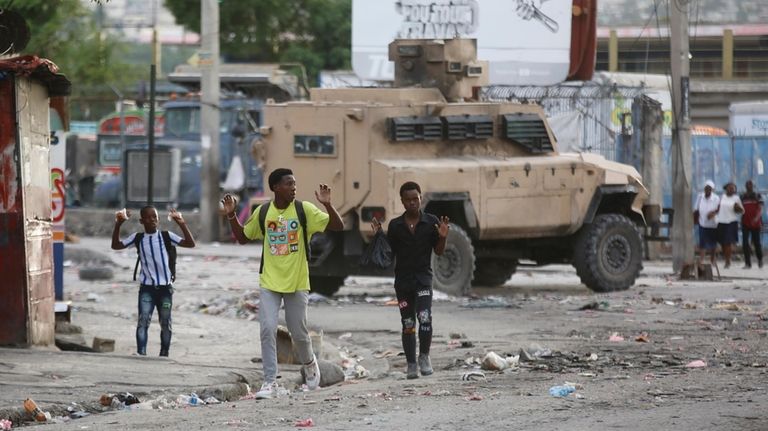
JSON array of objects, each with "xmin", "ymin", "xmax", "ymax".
[
  {"xmin": 200, "ymin": 0, "xmax": 221, "ymax": 242},
  {"xmin": 669, "ymin": 0, "xmax": 693, "ymax": 272}
]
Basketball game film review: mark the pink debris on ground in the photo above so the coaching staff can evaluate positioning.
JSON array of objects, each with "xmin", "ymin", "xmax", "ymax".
[
  {"xmin": 685, "ymin": 360, "xmax": 707, "ymax": 368},
  {"xmin": 294, "ymin": 418, "xmax": 315, "ymax": 427}
]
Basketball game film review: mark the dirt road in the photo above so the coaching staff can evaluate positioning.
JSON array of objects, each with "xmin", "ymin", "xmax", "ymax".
[{"xmin": 41, "ymin": 239, "xmax": 768, "ymax": 430}]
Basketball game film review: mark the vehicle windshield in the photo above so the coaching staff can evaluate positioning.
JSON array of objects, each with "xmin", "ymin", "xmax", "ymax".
[{"xmin": 164, "ymin": 107, "xmax": 237, "ymax": 137}]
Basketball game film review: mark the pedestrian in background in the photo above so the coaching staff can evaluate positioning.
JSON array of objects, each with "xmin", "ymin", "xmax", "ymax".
[
  {"xmin": 221, "ymin": 168, "xmax": 343, "ymax": 399},
  {"xmin": 372, "ymin": 181, "xmax": 449, "ymax": 379},
  {"xmin": 694, "ymin": 180, "xmax": 720, "ymax": 266},
  {"xmin": 740, "ymin": 180, "xmax": 764, "ymax": 268},
  {"xmin": 111, "ymin": 206, "xmax": 196, "ymax": 356},
  {"xmin": 717, "ymin": 182, "xmax": 744, "ymax": 269}
]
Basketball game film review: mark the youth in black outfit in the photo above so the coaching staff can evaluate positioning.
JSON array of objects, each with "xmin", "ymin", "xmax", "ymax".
[{"xmin": 372, "ymin": 181, "xmax": 449, "ymax": 379}]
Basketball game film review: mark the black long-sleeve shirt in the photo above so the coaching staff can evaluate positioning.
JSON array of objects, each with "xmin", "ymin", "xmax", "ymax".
[{"xmin": 386, "ymin": 211, "xmax": 439, "ymax": 287}]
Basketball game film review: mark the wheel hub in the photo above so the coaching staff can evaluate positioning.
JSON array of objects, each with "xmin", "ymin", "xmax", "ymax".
[
  {"xmin": 602, "ymin": 234, "xmax": 631, "ymax": 273},
  {"xmin": 436, "ymin": 246, "xmax": 461, "ymax": 280}
]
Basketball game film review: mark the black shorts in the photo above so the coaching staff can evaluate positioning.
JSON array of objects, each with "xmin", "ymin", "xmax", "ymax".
[{"xmin": 698, "ymin": 226, "xmax": 718, "ymax": 250}]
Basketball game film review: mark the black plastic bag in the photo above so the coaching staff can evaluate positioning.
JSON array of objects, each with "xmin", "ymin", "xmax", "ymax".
[{"xmin": 359, "ymin": 231, "xmax": 393, "ymax": 269}]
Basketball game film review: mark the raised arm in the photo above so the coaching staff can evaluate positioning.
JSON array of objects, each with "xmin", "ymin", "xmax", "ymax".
[
  {"xmin": 315, "ymin": 184, "xmax": 344, "ymax": 232},
  {"xmin": 169, "ymin": 208, "xmax": 196, "ymax": 248},
  {"xmin": 111, "ymin": 209, "xmax": 130, "ymax": 250},
  {"xmin": 222, "ymin": 194, "xmax": 250, "ymax": 244}
]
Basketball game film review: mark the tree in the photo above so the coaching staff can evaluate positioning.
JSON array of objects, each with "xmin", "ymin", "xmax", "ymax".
[
  {"xmin": 165, "ymin": 0, "xmax": 351, "ymax": 84},
  {"xmin": 11, "ymin": 0, "xmax": 145, "ymax": 120}
]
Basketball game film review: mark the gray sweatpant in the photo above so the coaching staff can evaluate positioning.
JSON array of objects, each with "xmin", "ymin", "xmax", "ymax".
[{"xmin": 259, "ymin": 287, "xmax": 314, "ymax": 383}]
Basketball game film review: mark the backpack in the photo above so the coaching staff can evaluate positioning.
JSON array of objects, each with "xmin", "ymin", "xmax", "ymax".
[
  {"xmin": 132, "ymin": 231, "xmax": 177, "ymax": 282},
  {"xmin": 258, "ymin": 200, "xmax": 309, "ymax": 274}
]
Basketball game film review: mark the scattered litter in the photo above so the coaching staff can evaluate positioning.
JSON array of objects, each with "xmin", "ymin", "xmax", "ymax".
[
  {"xmin": 461, "ymin": 296, "xmax": 517, "ymax": 309},
  {"xmin": 481, "ymin": 352, "xmax": 508, "ymax": 371},
  {"xmin": 518, "ymin": 348, "xmax": 536, "ymax": 363},
  {"xmin": 549, "ymin": 384, "xmax": 576, "ymax": 397},
  {"xmin": 307, "ymin": 293, "xmax": 330, "ymax": 303},
  {"xmin": 86, "ymin": 293, "xmax": 104, "ymax": 303},
  {"xmin": 609, "ymin": 333, "xmax": 625, "ymax": 342},
  {"xmin": 461, "ymin": 371, "xmax": 486, "ymax": 381},
  {"xmin": 685, "ymin": 360, "xmax": 707, "ymax": 368},
  {"xmin": 24, "ymin": 398, "xmax": 49, "ymax": 422},
  {"xmin": 177, "ymin": 393, "xmax": 205, "ymax": 406},
  {"xmin": 0, "ymin": 419, "xmax": 11, "ymax": 430},
  {"xmin": 294, "ymin": 418, "xmax": 315, "ymax": 427},
  {"xmin": 587, "ymin": 353, "xmax": 598, "ymax": 361},
  {"xmin": 204, "ymin": 396, "xmax": 221, "ymax": 404},
  {"xmin": 338, "ymin": 332, "xmax": 353, "ymax": 340},
  {"xmin": 464, "ymin": 393, "xmax": 483, "ymax": 401},
  {"xmin": 712, "ymin": 303, "xmax": 750, "ymax": 312},
  {"xmin": 635, "ymin": 333, "xmax": 650, "ymax": 343},
  {"xmin": 372, "ymin": 350, "xmax": 397, "ymax": 359},
  {"xmin": 579, "ymin": 301, "xmax": 608, "ymax": 311}
]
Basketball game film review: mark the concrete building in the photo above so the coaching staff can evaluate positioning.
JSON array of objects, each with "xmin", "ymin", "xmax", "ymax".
[{"xmin": 596, "ymin": 0, "xmax": 768, "ymax": 130}]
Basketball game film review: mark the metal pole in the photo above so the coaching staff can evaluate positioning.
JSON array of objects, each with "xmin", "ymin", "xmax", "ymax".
[
  {"xmin": 670, "ymin": 0, "xmax": 693, "ymax": 272},
  {"xmin": 148, "ymin": 63, "xmax": 156, "ymax": 204},
  {"xmin": 200, "ymin": 0, "xmax": 221, "ymax": 242}
]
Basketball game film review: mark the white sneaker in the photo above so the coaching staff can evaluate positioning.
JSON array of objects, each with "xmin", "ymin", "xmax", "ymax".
[
  {"xmin": 255, "ymin": 381, "xmax": 279, "ymax": 399},
  {"xmin": 303, "ymin": 355, "xmax": 321, "ymax": 390}
]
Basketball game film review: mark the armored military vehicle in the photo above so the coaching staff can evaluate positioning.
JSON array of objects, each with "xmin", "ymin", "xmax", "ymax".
[{"xmin": 253, "ymin": 39, "xmax": 654, "ymax": 296}]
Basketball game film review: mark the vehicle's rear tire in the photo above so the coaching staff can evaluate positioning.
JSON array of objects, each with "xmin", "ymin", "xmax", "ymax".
[
  {"xmin": 431, "ymin": 223, "xmax": 474, "ymax": 296},
  {"xmin": 472, "ymin": 259, "xmax": 518, "ymax": 287},
  {"xmin": 309, "ymin": 275, "xmax": 346, "ymax": 297},
  {"xmin": 573, "ymin": 213, "xmax": 643, "ymax": 292}
]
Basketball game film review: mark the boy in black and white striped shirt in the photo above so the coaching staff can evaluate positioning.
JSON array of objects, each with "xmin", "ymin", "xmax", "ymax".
[{"xmin": 111, "ymin": 206, "xmax": 195, "ymax": 356}]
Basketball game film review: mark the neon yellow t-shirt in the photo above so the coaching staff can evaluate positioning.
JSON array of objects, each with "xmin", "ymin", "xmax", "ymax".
[{"xmin": 243, "ymin": 200, "xmax": 329, "ymax": 293}]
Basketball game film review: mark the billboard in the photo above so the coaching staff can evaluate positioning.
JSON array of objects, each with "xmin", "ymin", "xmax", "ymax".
[{"xmin": 352, "ymin": 0, "xmax": 573, "ymax": 85}]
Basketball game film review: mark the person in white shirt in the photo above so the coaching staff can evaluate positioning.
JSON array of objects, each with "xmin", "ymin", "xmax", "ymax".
[
  {"xmin": 717, "ymin": 182, "xmax": 744, "ymax": 268},
  {"xmin": 694, "ymin": 180, "xmax": 720, "ymax": 265}
]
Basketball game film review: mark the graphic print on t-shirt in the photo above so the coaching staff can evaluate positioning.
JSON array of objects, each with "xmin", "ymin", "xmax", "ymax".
[{"xmin": 267, "ymin": 216, "xmax": 300, "ymax": 256}]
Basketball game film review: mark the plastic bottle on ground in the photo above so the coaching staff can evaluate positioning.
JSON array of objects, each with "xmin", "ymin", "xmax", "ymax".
[
  {"xmin": 548, "ymin": 384, "xmax": 576, "ymax": 397},
  {"xmin": 23, "ymin": 398, "xmax": 47, "ymax": 422}
]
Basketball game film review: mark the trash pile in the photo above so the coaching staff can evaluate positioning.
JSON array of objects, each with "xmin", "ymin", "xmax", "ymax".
[{"xmin": 178, "ymin": 290, "xmax": 261, "ymax": 320}]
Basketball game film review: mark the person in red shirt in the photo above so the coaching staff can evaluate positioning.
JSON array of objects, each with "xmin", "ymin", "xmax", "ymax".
[{"xmin": 740, "ymin": 180, "xmax": 764, "ymax": 269}]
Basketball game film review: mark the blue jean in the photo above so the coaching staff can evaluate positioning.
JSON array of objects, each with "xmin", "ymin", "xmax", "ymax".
[{"xmin": 136, "ymin": 285, "xmax": 173, "ymax": 356}]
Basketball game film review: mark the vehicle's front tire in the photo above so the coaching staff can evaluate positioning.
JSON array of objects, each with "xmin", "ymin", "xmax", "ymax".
[
  {"xmin": 472, "ymin": 259, "xmax": 518, "ymax": 287},
  {"xmin": 431, "ymin": 223, "xmax": 475, "ymax": 296},
  {"xmin": 309, "ymin": 275, "xmax": 346, "ymax": 297},
  {"xmin": 573, "ymin": 214, "xmax": 643, "ymax": 292}
]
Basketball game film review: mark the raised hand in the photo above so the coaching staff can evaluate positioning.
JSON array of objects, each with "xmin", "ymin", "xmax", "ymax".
[
  {"xmin": 169, "ymin": 208, "xmax": 185, "ymax": 224},
  {"xmin": 221, "ymin": 194, "xmax": 238, "ymax": 214},
  {"xmin": 315, "ymin": 183, "xmax": 332, "ymax": 205},
  {"xmin": 115, "ymin": 208, "xmax": 131, "ymax": 223},
  {"xmin": 436, "ymin": 216, "xmax": 450, "ymax": 238}
]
